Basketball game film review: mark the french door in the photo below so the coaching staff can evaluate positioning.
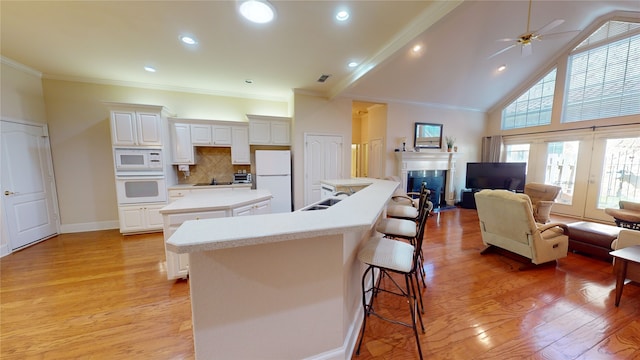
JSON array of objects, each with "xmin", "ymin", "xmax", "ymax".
[{"xmin": 504, "ymin": 126, "xmax": 640, "ymax": 223}]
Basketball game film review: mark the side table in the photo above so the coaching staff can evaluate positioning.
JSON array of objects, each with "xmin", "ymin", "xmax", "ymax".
[{"xmin": 610, "ymin": 245, "xmax": 640, "ymax": 307}]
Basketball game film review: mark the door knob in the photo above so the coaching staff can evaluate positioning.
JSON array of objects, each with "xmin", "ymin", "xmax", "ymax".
[{"xmin": 4, "ymin": 190, "xmax": 15, "ymax": 196}]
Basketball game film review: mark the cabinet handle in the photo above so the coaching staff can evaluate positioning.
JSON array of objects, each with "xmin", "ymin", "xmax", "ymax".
[{"xmin": 195, "ymin": 217, "xmax": 200, "ymax": 220}]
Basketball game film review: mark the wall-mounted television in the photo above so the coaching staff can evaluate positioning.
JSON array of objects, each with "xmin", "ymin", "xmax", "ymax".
[{"xmin": 465, "ymin": 162, "xmax": 526, "ymax": 192}]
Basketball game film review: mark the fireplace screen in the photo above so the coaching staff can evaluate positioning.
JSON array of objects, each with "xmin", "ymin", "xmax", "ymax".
[{"xmin": 407, "ymin": 170, "xmax": 447, "ymax": 208}]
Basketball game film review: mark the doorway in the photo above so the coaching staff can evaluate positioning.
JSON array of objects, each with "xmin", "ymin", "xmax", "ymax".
[
  {"xmin": 504, "ymin": 127, "xmax": 640, "ymax": 222},
  {"xmin": 1, "ymin": 120, "xmax": 59, "ymax": 253}
]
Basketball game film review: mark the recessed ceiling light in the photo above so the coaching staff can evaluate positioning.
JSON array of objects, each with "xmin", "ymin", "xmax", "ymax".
[
  {"xmin": 180, "ymin": 35, "xmax": 198, "ymax": 45},
  {"xmin": 348, "ymin": 62, "xmax": 358, "ymax": 68},
  {"xmin": 412, "ymin": 44, "xmax": 422, "ymax": 53},
  {"xmin": 498, "ymin": 64, "xmax": 507, "ymax": 72},
  {"xmin": 144, "ymin": 66, "xmax": 156, "ymax": 73},
  {"xmin": 336, "ymin": 10, "xmax": 349, "ymax": 21},
  {"xmin": 239, "ymin": 0, "xmax": 275, "ymax": 24}
]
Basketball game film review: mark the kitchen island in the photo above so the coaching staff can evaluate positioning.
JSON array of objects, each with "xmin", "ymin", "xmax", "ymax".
[
  {"xmin": 166, "ymin": 178, "xmax": 398, "ymax": 359},
  {"xmin": 160, "ymin": 189, "xmax": 272, "ymax": 280}
]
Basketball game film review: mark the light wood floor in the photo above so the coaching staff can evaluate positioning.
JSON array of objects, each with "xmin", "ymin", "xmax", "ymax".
[{"xmin": 1, "ymin": 208, "xmax": 639, "ymax": 359}]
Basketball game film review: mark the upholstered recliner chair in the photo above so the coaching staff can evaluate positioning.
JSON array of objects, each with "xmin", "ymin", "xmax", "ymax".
[
  {"xmin": 605, "ymin": 201, "xmax": 640, "ymax": 231},
  {"xmin": 474, "ymin": 189, "xmax": 569, "ymax": 266},
  {"xmin": 611, "ymin": 229, "xmax": 640, "ymax": 283},
  {"xmin": 524, "ymin": 183, "xmax": 562, "ymax": 223}
]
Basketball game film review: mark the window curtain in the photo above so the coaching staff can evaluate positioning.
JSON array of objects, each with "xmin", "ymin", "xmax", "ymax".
[{"xmin": 481, "ymin": 135, "xmax": 503, "ymax": 162}]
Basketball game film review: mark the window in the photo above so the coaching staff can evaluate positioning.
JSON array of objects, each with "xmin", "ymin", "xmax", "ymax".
[
  {"xmin": 501, "ymin": 69, "xmax": 556, "ymax": 130},
  {"xmin": 563, "ymin": 21, "xmax": 640, "ymax": 122}
]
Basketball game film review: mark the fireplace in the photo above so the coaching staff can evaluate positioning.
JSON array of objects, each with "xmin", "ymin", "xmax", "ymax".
[
  {"xmin": 395, "ymin": 152, "xmax": 457, "ymax": 207},
  {"xmin": 407, "ymin": 170, "xmax": 447, "ymax": 208}
]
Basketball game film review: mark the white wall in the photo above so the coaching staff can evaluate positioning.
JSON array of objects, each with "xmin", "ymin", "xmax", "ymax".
[
  {"xmin": 291, "ymin": 93, "xmax": 352, "ymax": 210},
  {"xmin": 0, "ymin": 60, "xmax": 49, "ymax": 256},
  {"xmin": 386, "ymin": 102, "xmax": 486, "ymax": 202}
]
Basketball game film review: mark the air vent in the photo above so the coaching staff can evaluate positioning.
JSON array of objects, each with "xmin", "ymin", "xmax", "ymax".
[{"xmin": 317, "ymin": 74, "xmax": 331, "ymax": 83}]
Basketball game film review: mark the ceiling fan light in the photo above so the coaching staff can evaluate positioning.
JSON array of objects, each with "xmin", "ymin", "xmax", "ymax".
[{"xmin": 497, "ymin": 65, "xmax": 507, "ymax": 72}]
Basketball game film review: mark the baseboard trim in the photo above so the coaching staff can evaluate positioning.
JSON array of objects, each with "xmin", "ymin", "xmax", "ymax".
[{"xmin": 60, "ymin": 220, "xmax": 119, "ymax": 234}]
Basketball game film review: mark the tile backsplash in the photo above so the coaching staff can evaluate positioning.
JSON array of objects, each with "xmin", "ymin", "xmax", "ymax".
[{"xmin": 177, "ymin": 147, "xmax": 250, "ymax": 185}]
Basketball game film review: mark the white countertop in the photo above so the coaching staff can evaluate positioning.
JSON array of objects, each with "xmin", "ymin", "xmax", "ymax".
[
  {"xmin": 166, "ymin": 178, "xmax": 398, "ymax": 253},
  {"xmin": 168, "ymin": 183, "xmax": 252, "ymax": 190},
  {"xmin": 159, "ymin": 189, "xmax": 272, "ymax": 214},
  {"xmin": 320, "ymin": 178, "xmax": 374, "ymax": 187}
]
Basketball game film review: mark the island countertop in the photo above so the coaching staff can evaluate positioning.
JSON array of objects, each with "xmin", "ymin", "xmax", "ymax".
[
  {"xmin": 159, "ymin": 188, "xmax": 272, "ymax": 215},
  {"xmin": 319, "ymin": 177, "xmax": 375, "ymax": 188},
  {"xmin": 165, "ymin": 178, "xmax": 398, "ymax": 254}
]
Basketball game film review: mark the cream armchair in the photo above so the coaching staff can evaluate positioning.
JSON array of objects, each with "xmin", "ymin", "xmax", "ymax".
[
  {"xmin": 524, "ymin": 183, "xmax": 562, "ymax": 223},
  {"xmin": 474, "ymin": 189, "xmax": 569, "ymax": 266},
  {"xmin": 611, "ymin": 229, "xmax": 640, "ymax": 283}
]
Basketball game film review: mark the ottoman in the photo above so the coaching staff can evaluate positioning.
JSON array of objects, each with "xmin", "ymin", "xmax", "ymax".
[{"xmin": 566, "ymin": 221, "xmax": 621, "ymax": 261}]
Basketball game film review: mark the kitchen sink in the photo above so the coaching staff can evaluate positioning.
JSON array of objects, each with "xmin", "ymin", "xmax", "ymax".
[
  {"xmin": 299, "ymin": 197, "xmax": 342, "ymax": 211},
  {"xmin": 194, "ymin": 181, "xmax": 233, "ymax": 186}
]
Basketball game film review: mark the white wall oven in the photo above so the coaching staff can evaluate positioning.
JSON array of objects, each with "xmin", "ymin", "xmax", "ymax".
[
  {"xmin": 114, "ymin": 148, "xmax": 163, "ymax": 174},
  {"xmin": 115, "ymin": 176, "xmax": 167, "ymax": 204}
]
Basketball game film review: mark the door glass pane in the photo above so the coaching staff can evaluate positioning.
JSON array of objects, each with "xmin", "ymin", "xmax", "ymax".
[
  {"xmin": 598, "ymin": 137, "xmax": 640, "ymax": 208},
  {"xmin": 545, "ymin": 141, "xmax": 579, "ymax": 205}
]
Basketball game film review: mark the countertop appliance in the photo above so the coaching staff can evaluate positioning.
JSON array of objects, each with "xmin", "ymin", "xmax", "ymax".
[
  {"xmin": 255, "ymin": 150, "xmax": 292, "ymax": 213},
  {"xmin": 233, "ymin": 172, "xmax": 252, "ymax": 184}
]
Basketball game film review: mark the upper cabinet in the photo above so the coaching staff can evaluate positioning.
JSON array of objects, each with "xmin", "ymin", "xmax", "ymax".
[
  {"xmin": 247, "ymin": 115, "xmax": 291, "ymax": 146},
  {"xmin": 231, "ymin": 125, "xmax": 250, "ymax": 165},
  {"xmin": 168, "ymin": 118, "xmax": 250, "ymax": 165},
  {"xmin": 107, "ymin": 104, "xmax": 171, "ymax": 147},
  {"xmin": 190, "ymin": 124, "xmax": 232, "ymax": 146},
  {"xmin": 170, "ymin": 122, "xmax": 195, "ymax": 164}
]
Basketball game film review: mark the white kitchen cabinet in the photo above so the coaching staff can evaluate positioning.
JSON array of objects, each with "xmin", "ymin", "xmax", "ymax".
[
  {"xmin": 164, "ymin": 209, "xmax": 228, "ymax": 280},
  {"xmin": 231, "ymin": 126, "xmax": 250, "ymax": 164},
  {"xmin": 232, "ymin": 199, "xmax": 271, "ymax": 216},
  {"xmin": 247, "ymin": 115, "xmax": 291, "ymax": 145},
  {"xmin": 168, "ymin": 188, "xmax": 191, "ymax": 203},
  {"xmin": 170, "ymin": 123, "xmax": 195, "ymax": 164},
  {"xmin": 190, "ymin": 124, "xmax": 232, "ymax": 146},
  {"xmin": 118, "ymin": 203, "xmax": 165, "ymax": 233},
  {"xmin": 110, "ymin": 110, "xmax": 163, "ymax": 146}
]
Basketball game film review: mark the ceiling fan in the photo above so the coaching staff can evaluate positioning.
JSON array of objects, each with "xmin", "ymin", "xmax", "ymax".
[{"xmin": 488, "ymin": 0, "xmax": 579, "ymax": 59}]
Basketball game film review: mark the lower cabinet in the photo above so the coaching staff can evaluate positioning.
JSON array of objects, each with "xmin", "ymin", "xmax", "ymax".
[
  {"xmin": 162, "ymin": 197, "xmax": 272, "ymax": 280},
  {"xmin": 163, "ymin": 210, "xmax": 228, "ymax": 280},
  {"xmin": 118, "ymin": 204, "xmax": 165, "ymax": 233},
  {"xmin": 232, "ymin": 200, "xmax": 272, "ymax": 216}
]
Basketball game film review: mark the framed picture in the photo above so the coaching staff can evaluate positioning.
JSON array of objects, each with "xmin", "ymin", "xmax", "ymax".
[{"xmin": 414, "ymin": 122, "xmax": 443, "ymax": 149}]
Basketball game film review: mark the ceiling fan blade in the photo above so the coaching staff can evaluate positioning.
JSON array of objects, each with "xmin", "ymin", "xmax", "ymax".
[
  {"xmin": 496, "ymin": 38, "xmax": 519, "ymax": 42},
  {"xmin": 538, "ymin": 29, "xmax": 581, "ymax": 40},
  {"xmin": 488, "ymin": 44, "xmax": 517, "ymax": 59},
  {"xmin": 535, "ymin": 19, "xmax": 564, "ymax": 36},
  {"xmin": 521, "ymin": 43, "xmax": 533, "ymax": 57}
]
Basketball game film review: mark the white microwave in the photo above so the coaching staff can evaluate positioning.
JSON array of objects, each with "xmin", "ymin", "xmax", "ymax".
[
  {"xmin": 115, "ymin": 176, "xmax": 167, "ymax": 204},
  {"xmin": 114, "ymin": 148, "xmax": 163, "ymax": 174}
]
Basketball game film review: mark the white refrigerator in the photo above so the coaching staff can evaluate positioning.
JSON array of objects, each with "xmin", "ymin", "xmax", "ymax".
[{"xmin": 255, "ymin": 150, "xmax": 292, "ymax": 213}]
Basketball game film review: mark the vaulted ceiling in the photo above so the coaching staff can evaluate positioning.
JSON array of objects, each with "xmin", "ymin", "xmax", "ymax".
[{"xmin": 2, "ymin": 1, "xmax": 639, "ymax": 113}]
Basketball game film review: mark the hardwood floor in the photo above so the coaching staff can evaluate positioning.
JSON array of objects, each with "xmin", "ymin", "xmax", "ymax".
[{"xmin": 1, "ymin": 208, "xmax": 638, "ymax": 359}]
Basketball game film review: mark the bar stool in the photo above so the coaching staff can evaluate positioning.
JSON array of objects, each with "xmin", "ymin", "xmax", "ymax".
[
  {"xmin": 378, "ymin": 184, "xmax": 430, "ymax": 287},
  {"xmin": 355, "ymin": 204, "xmax": 429, "ymax": 360}
]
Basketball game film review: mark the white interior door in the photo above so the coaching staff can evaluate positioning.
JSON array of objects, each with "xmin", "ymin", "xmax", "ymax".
[
  {"xmin": 1, "ymin": 121, "xmax": 59, "ymax": 251},
  {"xmin": 304, "ymin": 134, "xmax": 343, "ymax": 206},
  {"xmin": 369, "ymin": 138, "xmax": 384, "ymax": 179}
]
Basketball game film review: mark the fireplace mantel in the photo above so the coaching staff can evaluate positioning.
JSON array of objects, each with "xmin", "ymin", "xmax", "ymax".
[{"xmin": 395, "ymin": 151, "xmax": 458, "ymax": 206}]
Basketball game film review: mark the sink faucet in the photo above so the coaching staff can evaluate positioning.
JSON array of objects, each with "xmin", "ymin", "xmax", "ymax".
[{"xmin": 333, "ymin": 191, "xmax": 352, "ymax": 197}]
